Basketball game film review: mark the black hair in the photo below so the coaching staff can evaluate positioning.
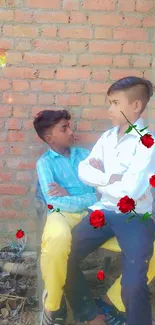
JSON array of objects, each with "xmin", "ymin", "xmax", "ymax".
[
  {"xmin": 33, "ymin": 109, "xmax": 71, "ymax": 141},
  {"xmin": 107, "ymin": 76, "xmax": 154, "ymax": 109}
]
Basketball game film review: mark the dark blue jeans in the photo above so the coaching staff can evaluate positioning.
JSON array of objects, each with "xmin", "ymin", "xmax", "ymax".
[{"xmin": 63, "ymin": 210, "xmax": 155, "ymax": 325}]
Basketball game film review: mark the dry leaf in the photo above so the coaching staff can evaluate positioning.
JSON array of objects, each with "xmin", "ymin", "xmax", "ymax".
[{"xmin": 1, "ymin": 307, "xmax": 9, "ymax": 318}]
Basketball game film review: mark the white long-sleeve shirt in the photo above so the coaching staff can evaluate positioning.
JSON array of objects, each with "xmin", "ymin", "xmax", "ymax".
[{"xmin": 78, "ymin": 118, "xmax": 155, "ymax": 214}]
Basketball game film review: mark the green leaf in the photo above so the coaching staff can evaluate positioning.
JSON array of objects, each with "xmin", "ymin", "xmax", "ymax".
[
  {"xmin": 56, "ymin": 208, "xmax": 60, "ymax": 212},
  {"xmin": 139, "ymin": 126, "xmax": 149, "ymax": 132},
  {"xmin": 140, "ymin": 212, "xmax": 152, "ymax": 222},
  {"xmin": 132, "ymin": 125, "xmax": 137, "ymax": 128},
  {"xmin": 126, "ymin": 215, "xmax": 135, "ymax": 223},
  {"xmin": 125, "ymin": 125, "xmax": 133, "ymax": 134}
]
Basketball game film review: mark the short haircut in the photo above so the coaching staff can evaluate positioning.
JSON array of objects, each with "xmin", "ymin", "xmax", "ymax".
[
  {"xmin": 33, "ymin": 109, "xmax": 71, "ymax": 141},
  {"xmin": 107, "ymin": 76, "xmax": 154, "ymax": 110}
]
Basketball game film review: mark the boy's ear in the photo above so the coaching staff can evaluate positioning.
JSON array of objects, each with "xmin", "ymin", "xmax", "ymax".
[{"xmin": 134, "ymin": 100, "xmax": 143, "ymax": 113}]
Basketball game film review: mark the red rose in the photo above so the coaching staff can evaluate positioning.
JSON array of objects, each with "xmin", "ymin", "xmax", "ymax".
[
  {"xmin": 149, "ymin": 175, "xmax": 155, "ymax": 188},
  {"xmin": 140, "ymin": 134, "xmax": 154, "ymax": 148},
  {"xmin": 16, "ymin": 229, "xmax": 25, "ymax": 239},
  {"xmin": 48, "ymin": 204, "xmax": 53, "ymax": 210},
  {"xmin": 89, "ymin": 210, "xmax": 106, "ymax": 228},
  {"xmin": 117, "ymin": 195, "xmax": 135, "ymax": 214},
  {"xmin": 97, "ymin": 270, "xmax": 105, "ymax": 281}
]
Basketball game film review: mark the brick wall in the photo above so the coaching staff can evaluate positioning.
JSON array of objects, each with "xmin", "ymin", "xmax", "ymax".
[{"xmin": 0, "ymin": 0, "xmax": 155, "ymax": 248}]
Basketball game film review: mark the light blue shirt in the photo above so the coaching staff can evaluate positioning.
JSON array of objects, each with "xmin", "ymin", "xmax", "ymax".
[{"xmin": 36, "ymin": 147, "xmax": 97, "ymax": 212}]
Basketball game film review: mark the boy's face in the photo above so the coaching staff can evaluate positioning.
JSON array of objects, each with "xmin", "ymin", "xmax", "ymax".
[
  {"xmin": 108, "ymin": 90, "xmax": 142, "ymax": 127},
  {"xmin": 45, "ymin": 119, "xmax": 74, "ymax": 149}
]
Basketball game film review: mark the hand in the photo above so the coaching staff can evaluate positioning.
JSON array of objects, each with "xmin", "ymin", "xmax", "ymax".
[
  {"xmin": 109, "ymin": 174, "xmax": 123, "ymax": 184},
  {"xmin": 89, "ymin": 158, "xmax": 105, "ymax": 172},
  {"xmin": 48, "ymin": 182, "xmax": 70, "ymax": 197}
]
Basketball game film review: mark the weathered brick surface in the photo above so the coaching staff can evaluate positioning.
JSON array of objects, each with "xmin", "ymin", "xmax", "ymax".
[{"xmin": 0, "ymin": 0, "xmax": 155, "ymax": 248}]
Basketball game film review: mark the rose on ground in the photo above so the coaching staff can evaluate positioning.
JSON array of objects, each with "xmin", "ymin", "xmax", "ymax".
[
  {"xmin": 97, "ymin": 270, "xmax": 105, "ymax": 281},
  {"xmin": 149, "ymin": 175, "xmax": 155, "ymax": 188},
  {"xmin": 117, "ymin": 195, "xmax": 136, "ymax": 214},
  {"xmin": 140, "ymin": 134, "xmax": 154, "ymax": 148},
  {"xmin": 89, "ymin": 210, "xmax": 106, "ymax": 228},
  {"xmin": 16, "ymin": 229, "xmax": 25, "ymax": 239}
]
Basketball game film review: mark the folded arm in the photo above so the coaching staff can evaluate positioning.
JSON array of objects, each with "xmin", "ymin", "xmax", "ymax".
[
  {"xmin": 97, "ymin": 141, "xmax": 155, "ymax": 200},
  {"xmin": 37, "ymin": 159, "xmax": 97, "ymax": 212},
  {"xmin": 78, "ymin": 135, "xmax": 110, "ymax": 187}
]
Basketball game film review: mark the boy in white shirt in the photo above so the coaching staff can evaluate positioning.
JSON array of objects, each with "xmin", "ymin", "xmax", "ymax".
[{"xmin": 63, "ymin": 77, "xmax": 155, "ymax": 325}]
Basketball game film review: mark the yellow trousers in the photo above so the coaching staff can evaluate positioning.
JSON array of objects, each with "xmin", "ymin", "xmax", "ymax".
[{"xmin": 40, "ymin": 211, "xmax": 155, "ymax": 313}]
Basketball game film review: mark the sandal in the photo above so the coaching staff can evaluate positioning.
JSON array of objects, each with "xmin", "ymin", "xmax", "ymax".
[
  {"xmin": 95, "ymin": 297, "xmax": 126, "ymax": 325},
  {"xmin": 40, "ymin": 290, "xmax": 66, "ymax": 325}
]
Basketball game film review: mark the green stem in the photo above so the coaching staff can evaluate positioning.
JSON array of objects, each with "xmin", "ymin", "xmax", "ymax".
[{"xmin": 121, "ymin": 111, "xmax": 142, "ymax": 137}]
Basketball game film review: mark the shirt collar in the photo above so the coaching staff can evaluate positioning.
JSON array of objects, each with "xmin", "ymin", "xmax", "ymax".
[{"xmin": 49, "ymin": 146, "xmax": 77, "ymax": 159}]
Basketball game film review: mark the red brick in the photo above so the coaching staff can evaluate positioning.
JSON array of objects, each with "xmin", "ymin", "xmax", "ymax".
[
  {"xmin": 31, "ymin": 81, "xmax": 65, "ymax": 92},
  {"xmin": 56, "ymin": 95, "xmax": 89, "ymax": 106},
  {"xmin": 24, "ymin": 53, "xmax": 59, "ymax": 64},
  {"xmin": 69, "ymin": 12, "xmax": 86, "ymax": 24},
  {"xmin": 33, "ymin": 40, "xmax": 68, "ymax": 52},
  {"xmin": 114, "ymin": 28, "xmax": 148, "ymax": 41},
  {"xmin": 0, "ymin": 184, "xmax": 27, "ymax": 195},
  {"xmin": 123, "ymin": 42, "xmax": 152, "ymax": 54},
  {"xmin": 113, "ymin": 55, "xmax": 130, "ymax": 67},
  {"xmin": 79, "ymin": 54, "xmax": 112, "ymax": 66},
  {"xmin": 117, "ymin": 0, "xmax": 135, "ymax": 11},
  {"xmin": 77, "ymin": 121, "xmax": 92, "ymax": 131},
  {"xmin": 82, "ymin": 0, "xmax": 115, "ymax": 10},
  {"xmin": 0, "ymin": 107, "xmax": 12, "ymax": 117},
  {"xmin": 0, "ymin": 39, "xmax": 13, "ymax": 49},
  {"xmin": 82, "ymin": 108, "xmax": 109, "ymax": 119},
  {"xmin": 66, "ymin": 82, "xmax": 84, "ymax": 93},
  {"xmin": 143, "ymin": 70, "xmax": 152, "ymax": 80},
  {"xmin": 89, "ymin": 41, "xmax": 122, "ymax": 53},
  {"xmin": 6, "ymin": 52, "xmax": 22, "ymax": 64},
  {"xmin": 76, "ymin": 132, "xmax": 101, "ymax": 144},
  {"xmin": 143, "ymin": 16, "xmax": 155, "ymax": 27},
  {"xmin": 13, "ymin": 107, "xmax": 29, "ymax": 118},
  {"xmin": 15, "ymin": 40, "xmax": 32, "ymax": 51},
  {"xmin": 14, "ymin": 10, "xmax": 33, "ymax": 22},
  {"xmin": 12, "ymin": 80, "xmax": 29, "ymax": 91},
  {"xmin": 123, "ymin": 16, "xmax": 142, "ymax": 26},
  {"xmin": 0, "ymin": 132, "xmax": 7, "ymax": 141},
  {"xmin": 92, "ymin": 70, "xmax": 109, "ymax": 81},
  {"xmin": 0, "ymin": 210, "xmax": 26, "ymax": 219},
  {"xmin": 0, "ymin": 9, "xmax": 14, "ymax": 20},
  {"xmin": 3, "ymin": 93, "xmax": 37, "ymax": 105},
  {"xmin": 41, "ymin": 27, "xmax": 57, "ymax": 38},
  {"xmin": 5, "ymin": 0, "xmax": 16, "ymax": 7},
  {"xmin": 3, "ymin": 67, "xmax": 36, "ymax": 79},
  {"xmin": 18, "ymin": 159, "xmax": 36, "ymax": 169},
  {"xmin": 0, "ymin": 0, "xmax": 5, "ymax": 6},
  {"xmin": 94, "ymin": 28, "xmax": 113, "ymax": 39},
  {"xmin": 61, "ymin": 55, "xmax": 76, "ymax": 66},
  {"xmin": 16, "ymin": 171, "xmax": 31, "ymax": 182},
  {"xmin": 0, "ymin": 145, "xmax": 7, "ymax": 155},
  {"xmin": 63, "ymin": 0, "xmax": 79, "ymax": 10},
  {"xmin": 39, "ymin": 69, "xmax": 54, "ymax": 79},
  {"xmin": 1, "ymin": 197, "xmax": 14, "ymax": 208},
  {"xmin": 85, "ymin": 83, "xmax": 110, "ymax": 93},
  {"xmin": 27, "ymin": 0, "xmax": 61, "ymax": 9},
  {"xmin": 23, "ymin": 120, "xmax": 33, "ymax": 129},
  {"xmin": 4, "ymin": 25, "xmax": 38, "ymax": 38},
  {"xmin": 110, "ymin": 69, "xmax": 141, "ymax": 80},
  {"xmin": 69, "ymin": 41, "xmax": 87, "ymax": 53},
  {"xmin": 0, "ymin": 172, "xmax": 13, "ymax": 182},
  {"xmin": 10, "ymin": 144, "xmax": 25, "ymax": 155},
  {"xmin": 133, "ymin": 56, "xmax": 151, "ymax": 68},
  {"xmin": 39, "ymin": 95, "xmax": 54, "ymax": 105},
  {"xmin": 7, "ymin": 131, "xmax": 25, "ymax": 142},
  {"xmin": 0, "ymin": 120, "xmax": 4, "ymax": 129},
  {"xmin": 91, "ymin": 95, "xmax": 106, "ymax": 106},
  {"xmin": 7, "ymin": 118, "xmax": 22, "ymax": 130},
  {"xmin": 58, "ymin": 27, "xmax": 91, "ymax": 39},
  {"xmin": 136, "ymin": 0, "xmax": 153, "ymax": 12},
  {"xmin": 56, "ymin": 68, "xmax": 90, "ymax": 80},
  {"xmin": 0, "ymin": 80, "xmax": 10, "ymax": 90},
  {"xmin": 89, "ymin": 13, "xmax": 122, "ymax": 26},
  {"xmin": 94, "ymin": 121, "xmax": 110, "ymax": 131},
  {"xmin": 34, "ymin": 12, "xmax": 68, "ymax": 23}
]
